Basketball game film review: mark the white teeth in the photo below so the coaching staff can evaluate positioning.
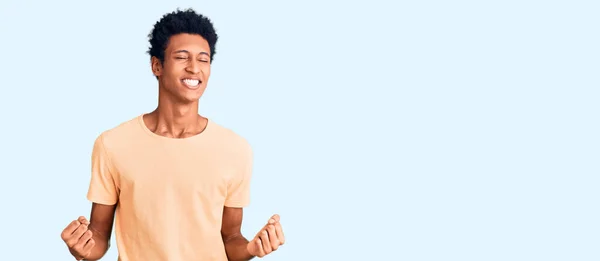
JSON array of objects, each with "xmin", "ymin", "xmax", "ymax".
[{"xmin": 183, "ymin": 79, "xmax": 200, "ymax": 86}]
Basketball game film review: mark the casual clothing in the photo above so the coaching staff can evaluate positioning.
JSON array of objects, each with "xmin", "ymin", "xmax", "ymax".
[{"xmin": 87, "ymin": 114, "xmax": 253, "ymax": 261}]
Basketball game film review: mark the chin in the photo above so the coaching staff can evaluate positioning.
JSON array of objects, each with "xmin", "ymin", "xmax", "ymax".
[{"xmin": 179, "ymin": 90, "xmax": 205, "ymax": 103}]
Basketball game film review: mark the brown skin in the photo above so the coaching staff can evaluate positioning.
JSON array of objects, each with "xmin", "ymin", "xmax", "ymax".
[
  {"xmin": 60, "ymin": 203, "xmax": 116, "ymax": 260},
  {"xmin": 62, "ymin": 33, "xmax": 285, "ymax": 260},
  {"xmin": 245, "ymin": 214, "xmax": 286, "ymax": 258},
  {"xmin": 221, "ymin": 207, "xmax": 254, "ymax": 260},
  {"xmin": 222, "ymin": 208, "xmax": 286, "ymax": 260},
  {"xmin": 145, "ymin": 33, "xmax": 212, "ymax": 136}
]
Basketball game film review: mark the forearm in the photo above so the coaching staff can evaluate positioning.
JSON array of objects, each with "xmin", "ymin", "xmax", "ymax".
[{"xmin": 223, "ymin": 234, "xmax": 255, "ymax": 261}]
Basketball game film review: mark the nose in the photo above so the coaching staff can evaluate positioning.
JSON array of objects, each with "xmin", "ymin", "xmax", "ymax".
[{"xmin": 185, "ymin": 60, "xmax": 201, "ymax": 74}]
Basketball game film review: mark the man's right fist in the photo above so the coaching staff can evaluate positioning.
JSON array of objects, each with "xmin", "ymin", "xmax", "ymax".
[{"xmin": 61, "ymin": 216, "xmax": 95, "ymax": 260}]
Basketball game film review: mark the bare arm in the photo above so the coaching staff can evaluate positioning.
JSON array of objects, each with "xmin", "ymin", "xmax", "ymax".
[
  {"xmin": 83, "ymin": 203, "xmax": 116, "ymax": 261},
  {"xmin": 221, "ymin": 207, "xmax": 254, "ymax": 261}
]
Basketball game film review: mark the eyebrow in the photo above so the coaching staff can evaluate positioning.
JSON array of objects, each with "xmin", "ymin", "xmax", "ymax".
[{"xmin": 173, "ymin": 50, "xmax": 210, "ymax": 56}]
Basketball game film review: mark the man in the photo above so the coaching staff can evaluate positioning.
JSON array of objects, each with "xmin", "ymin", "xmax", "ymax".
[{"xmin": 60, "ymin": 8, "xmax": 285, "ymax": 261}]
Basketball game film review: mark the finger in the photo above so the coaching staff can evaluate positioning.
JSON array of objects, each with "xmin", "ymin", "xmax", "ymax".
[
  {"xmin": 266, "ymin": 224, "xmax": 280, "ymax": 250},
  {"xmin": 78, "ymin": 230, "xmax": 93, "ymax": 247},
  {"xmin": 269, "ymin": 214, "xmax": 280, "ymax": 224},
  {"xmin": 255, "ymin": 238, "xmax": 266, "ymax": 257},
  {"xmin": 259, "ymin": 230, "xmax": 272, "ymax": 254},
  {"xmin": 78, "ymin": 216, "xmax": 90, "ymax": 225},
  {"xmin": 83, "ymin": 238, "xmax": 96, "ymax": 254},
  {"xmin": 274, "ymin": 222, "xmax": 285, "ymax": 244},
  {"xmin": 67, "ymin": 224, "xmax": 88, "ymax": 247},
  {"xmin": 61, "ymin": 220, "xmax": 81, "ymax": 240},
  {"xmin": 73, "ymin": 230, "xmax": 92, "ymax": 254},
  {"xmin": 74, "ymin": 224, "xmax": 88, "ymax": 239}
]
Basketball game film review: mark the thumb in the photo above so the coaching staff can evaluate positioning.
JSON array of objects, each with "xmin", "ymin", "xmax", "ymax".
[
  {"xmin": 78, "ymin": 216, "xmax": 90, "ymax": 225},
  {"xmin": 268, "ymin": 214, "xmax": 280, "ymax": 224}
]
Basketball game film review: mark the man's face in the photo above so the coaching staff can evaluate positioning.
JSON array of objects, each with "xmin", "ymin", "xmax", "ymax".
[{"xmin": 152, "ymin": 33, "xmax": 212, "ymax": 103}]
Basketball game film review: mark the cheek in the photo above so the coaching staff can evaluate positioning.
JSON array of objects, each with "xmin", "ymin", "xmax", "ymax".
[
  {"xmin": 203, "ymin": 65, "xmax": 211, "ymax": 77},
  {"xmin": 165, "ymin": 66, "xmax": 184, "ymax": 80}
]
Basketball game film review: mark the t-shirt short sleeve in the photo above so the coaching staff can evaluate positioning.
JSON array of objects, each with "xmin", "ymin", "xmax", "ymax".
[
  {"xmin": 86, "ymin": 134, "xmax": 119, "ymax": 205},
  {"xmin": 224, "ymin": 143, "xmax": 253, "ymax": 208}
]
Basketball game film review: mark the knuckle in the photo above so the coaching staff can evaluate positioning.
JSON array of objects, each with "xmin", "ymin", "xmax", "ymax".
[
  {"xmin": 66, "ymin": 239, "xmax": 76, "ymax": 247},
  {"xmin": 76, "ymin": 243, "xmax": 85, "ymax": 251}
]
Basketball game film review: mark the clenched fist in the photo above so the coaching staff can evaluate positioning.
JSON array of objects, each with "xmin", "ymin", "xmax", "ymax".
[
  {"xmin": 247, "ymin": 214, "xmax": 285, "ymax": 258},
  {"xmin": 61, "ymin": 216, "xmax": 95, "ymax": 260}
]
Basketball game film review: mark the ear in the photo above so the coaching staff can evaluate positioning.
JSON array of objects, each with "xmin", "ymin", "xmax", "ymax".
[{"xmin": 151, "ymin": 56, "xmax": 163, "ymax": 77}]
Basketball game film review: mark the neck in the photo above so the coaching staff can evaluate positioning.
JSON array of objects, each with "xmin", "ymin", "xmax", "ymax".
[{"xmin": 144, "ymin": 88, "xmax": 206, "ymax": 139}]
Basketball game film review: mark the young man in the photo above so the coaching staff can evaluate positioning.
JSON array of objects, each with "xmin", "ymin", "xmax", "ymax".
[{"xmin": 59, "ymin": 8, "xmax": 285, "ymax": 261}]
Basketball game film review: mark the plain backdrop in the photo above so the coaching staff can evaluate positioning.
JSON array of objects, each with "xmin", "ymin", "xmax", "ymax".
[{"xmin": 0, "ymin": 0, "xmax": 598, "ymax": 260}]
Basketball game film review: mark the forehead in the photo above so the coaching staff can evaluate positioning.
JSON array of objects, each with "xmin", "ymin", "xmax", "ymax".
[{"xmin": 165, "ymin": 33, "xmax": 210, "ymax": 54}]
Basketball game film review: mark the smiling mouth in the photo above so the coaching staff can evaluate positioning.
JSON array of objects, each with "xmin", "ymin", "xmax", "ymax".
[{"xmin": 182, "ymin": 78, "xmax": 201, "ymax": 88}]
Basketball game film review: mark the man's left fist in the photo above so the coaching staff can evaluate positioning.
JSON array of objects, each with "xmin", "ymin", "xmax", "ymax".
[{"xmin": 247, "ymin": 214, "xmax": 285, "ymax": 258}]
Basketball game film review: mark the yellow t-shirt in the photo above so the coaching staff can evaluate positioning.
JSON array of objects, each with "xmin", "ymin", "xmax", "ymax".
[{"xmin": 86, "ymin": 114, "xmax": 253, "ymax": 261}]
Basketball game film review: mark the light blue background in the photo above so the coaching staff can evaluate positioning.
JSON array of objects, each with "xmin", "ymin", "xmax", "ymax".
[{"xmin": 0, "ymin": 0, "xmax": 598, "ymax": 260}]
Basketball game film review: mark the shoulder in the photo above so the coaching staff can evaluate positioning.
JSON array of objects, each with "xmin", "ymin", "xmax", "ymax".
[
  {"xmin": 93, "ymin": 115, "xmax": 143, "ymax": 151},
  {"xmin": 208, "ymin": 119, "xmax": 252, "ymax": 155}
]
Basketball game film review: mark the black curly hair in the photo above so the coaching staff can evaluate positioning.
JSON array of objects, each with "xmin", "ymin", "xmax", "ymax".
[{"xmin": 147, "ymin": 8, "xmax": 218, "ymax": 64}]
